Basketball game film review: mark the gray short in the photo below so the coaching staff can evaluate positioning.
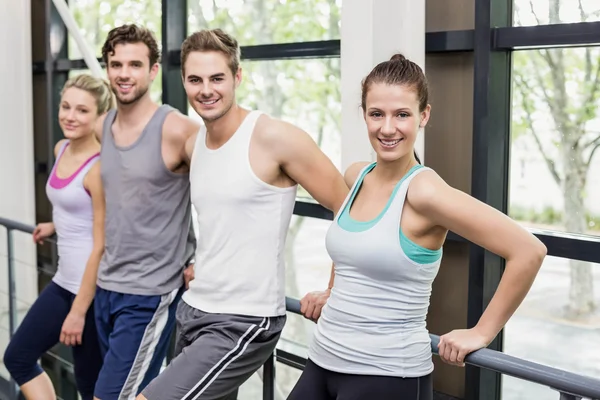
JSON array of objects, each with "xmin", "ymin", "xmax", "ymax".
[{"xmin": 141, "ymin": 300, "xmax": 286, "ymax": 400}]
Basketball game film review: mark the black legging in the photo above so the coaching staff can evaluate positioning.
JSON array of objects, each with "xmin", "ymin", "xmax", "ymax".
[{"xmin": 287, "ymin": 359, "xmax": 433, "ymax": 400}]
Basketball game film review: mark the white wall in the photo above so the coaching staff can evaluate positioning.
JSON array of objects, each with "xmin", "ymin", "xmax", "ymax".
[
  {"xmin": 340, "ymin": 0, "xmax": 426, "ymax": 171},
  {"xmin": 0, "ymin": 0, "xmax": 39, "ymax": 380}
]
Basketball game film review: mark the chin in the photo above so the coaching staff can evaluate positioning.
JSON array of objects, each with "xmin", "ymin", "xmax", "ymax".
[{"xmin": 198, "ymin": 109, "xmax": 226, "ymax": 123}]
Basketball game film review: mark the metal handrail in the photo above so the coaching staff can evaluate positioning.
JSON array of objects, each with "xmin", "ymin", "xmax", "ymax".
[
  {"xmin": 2, "ymin": 216, "xmax": 600, "ymax": 400},
  {"xmin": 285, "ymin": 292, "xmax": 600, "ymax": 399}
]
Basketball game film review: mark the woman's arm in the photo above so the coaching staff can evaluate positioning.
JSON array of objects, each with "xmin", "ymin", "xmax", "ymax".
[
  {"xmin": 408, "ymin": 170, "xmax": 546, "ymax": 366},
  {"xmin": 60, "ymin": 162, "xmax": 105, "ymax": 346}
]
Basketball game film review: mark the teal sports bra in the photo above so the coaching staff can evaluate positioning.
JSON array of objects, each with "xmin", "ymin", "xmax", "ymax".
[{"xmin": 338, "ymin": 163, "xmax": 442, "ymax": 264}]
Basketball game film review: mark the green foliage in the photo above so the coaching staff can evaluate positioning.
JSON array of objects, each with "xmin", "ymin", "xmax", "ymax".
[
  {"xmin": 509, "ymin": 204, "xmax": 600, "ymax": 231},
  {"xmin": 69, "ymin": 0, "xmax": 343, "ymax": 170}
]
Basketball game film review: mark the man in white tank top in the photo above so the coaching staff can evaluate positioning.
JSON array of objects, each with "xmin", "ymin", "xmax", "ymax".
[{"xmin": 138, "ymin": 29, "xmax": 349, "ymax": 400}]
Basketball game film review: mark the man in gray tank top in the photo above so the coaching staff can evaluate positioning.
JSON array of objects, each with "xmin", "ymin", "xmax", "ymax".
[{"xmin": 89, "ymin": 24, "xmax": 201, "ymax": 400}]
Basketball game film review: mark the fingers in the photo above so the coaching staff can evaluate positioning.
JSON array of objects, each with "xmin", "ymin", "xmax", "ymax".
[
  {"xmin": 303, "ymin": 300, "xmax": 317, "ymax": 321},
  {"xmin": 438, "ymin": 335, "xmax": 468, "ymax": 367}
]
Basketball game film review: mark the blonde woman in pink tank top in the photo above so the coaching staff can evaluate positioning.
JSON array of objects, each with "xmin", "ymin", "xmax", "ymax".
[{"xmin": 3, "ymin": 74, "xmax": 114, "ymax": 400}]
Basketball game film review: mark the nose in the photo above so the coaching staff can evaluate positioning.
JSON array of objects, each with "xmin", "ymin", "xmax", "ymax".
[
  {"xmin": 200, "ymin": 82, "xmax": 213, "ymax": 97},
  {"xmin": 380, "ymin": 117, "xmax": 396, "ymax": 135},
  {"xmin": 118, "ymin": 66, "xmax": 131, "ymax": 80},
  {"xmin": 65, "ymin": 109, "xmax": 76, "ymax": 121}
]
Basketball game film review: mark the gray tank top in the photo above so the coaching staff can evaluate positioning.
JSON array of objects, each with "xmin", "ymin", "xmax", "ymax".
[{"xmin": 97, "ymin": 105, "xmax": 194, "ymax": 296}]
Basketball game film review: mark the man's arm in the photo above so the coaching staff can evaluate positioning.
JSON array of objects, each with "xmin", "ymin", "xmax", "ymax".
[
  {"xmin": 164, "ymin": 111, "xmax": 201, "ymax": 167},
  {"xmin": 265, "ymin": 118, "xmax": 348, "ymax": 214},
  {"xmin": 262, "ymin": 118, "xmax": 349, "ymax": 320},
  {"xmin": 183, "ymin": 214, "xmax": 196, "ymax": 289},
  {"xmin": 164, "ymin": 111, "xmax": 200, "ymax": 288}
]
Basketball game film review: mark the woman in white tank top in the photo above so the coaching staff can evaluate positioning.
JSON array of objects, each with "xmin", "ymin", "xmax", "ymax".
[
  {"xmin": 3, "ymin": 74, "xmax": 114, "ymax": 400},
  {"xmin": 289, "ymin": 54, "xmax": 547, "ymax": 400}
]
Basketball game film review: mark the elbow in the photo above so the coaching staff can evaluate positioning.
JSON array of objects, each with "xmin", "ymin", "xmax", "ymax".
[
  {"xmin": 91, "ymin": 245, "xmax": 105, "ymax": 259},
  {"xmin": 522, "ymin": 238, "xmax": 547, "ymax": 275}
]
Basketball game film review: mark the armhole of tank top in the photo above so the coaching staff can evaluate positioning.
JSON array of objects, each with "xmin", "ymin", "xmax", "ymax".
[
  {"xmin": 396, "ymin": 166, "xmax": 443, "ymax": 263},
  {"xmin": 82, "ymin": 155, "xmax": 100, "ymax": 197},
  {"xmin": 335, "ymin": 162, "xmax": 376, "ymax": 222},
  {"xmin": 395, "ymin": 165, "xmax": 430, "ymax": 213},
  {"xmin": 101, "ymin": 109, "xmax": 118, "ymax": 146},
  {"xmin": 50, "ymin": 141, "xmax": 70, "ymax": 177}
]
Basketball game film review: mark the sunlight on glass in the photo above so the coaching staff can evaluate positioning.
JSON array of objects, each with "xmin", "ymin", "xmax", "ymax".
[
  {"xmin": 187, "ymin": 0, "xmax": 341, "ymax": 45},
  {"xmin": 514, "ymin": 0, "xmax": 600, "ymax": 26},
  {"xmin": 99, "ymin": 2, "xmax": 111, "ymax": 16},
  {"xmin": 69, "ymin": 0, "xmax": 162, "ymax": 59}
]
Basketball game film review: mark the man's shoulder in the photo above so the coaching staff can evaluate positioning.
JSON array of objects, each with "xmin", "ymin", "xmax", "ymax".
[
  {"xmin": 254, "ymin": 113, "xmax": 302, "ymax": 145},
  {"xmin": 163, "ymin": 108, "xmax": 202, "ymax": 142}
]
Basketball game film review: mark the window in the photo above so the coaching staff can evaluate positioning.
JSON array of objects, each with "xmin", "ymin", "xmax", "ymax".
[
  {"xmin": 513, "ymin": 0, "xmax": 600, "ymax": 26},
  {"xmin": 503, "ymin": 257, "xmax": 600, "ymax": 398},
  {"xmin": 187, "ymin": 0, "xmax": 341, "ymax": 45},
  {"xmin": 506, "ymin": 45, "xmax": 600, "ymax": 398},
  {"xmin": 509, "ymin": 47, "xmax": 600, "ymax": 237},
  {"xmin": 69, "ymin": 0, "xmax": 162, "ymax": 59},
  {"xmin": 187, "ymin": 57, "xmax": 342, "ymax": 201}
]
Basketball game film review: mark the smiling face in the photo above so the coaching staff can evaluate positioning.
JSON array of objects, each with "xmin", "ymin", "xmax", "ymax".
[
  {"xmin": 363, "ymin": 83, "xmax": 430, "ymax": 163},
  {"xmin": 182, "ymin": 50, "xmax": 241, "ymax": 123},
  {"xmin": 58, "ymin": 87, "xmax": 99, "ymax": 140},
  {"xmin": 106, "ymin": 42, "xmax": 158, "ymax": 106}
]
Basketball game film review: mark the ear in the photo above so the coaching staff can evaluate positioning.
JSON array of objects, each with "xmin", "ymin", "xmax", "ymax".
[
  {"xmin": 234, "ymin": 67, "xmax": 243, "ymax": 88},
  {"xmin": 150, "ymin": 62, "xmax": 160, "ymax": 81},
  {"xmin": 419, "ymin": 104, "xmax": 431, "ymax": 128}
]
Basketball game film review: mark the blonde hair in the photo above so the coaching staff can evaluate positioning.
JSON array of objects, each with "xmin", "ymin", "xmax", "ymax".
[
  {"xmin": 61, "ymin": 74, "xmax": 115, "ymax": 114},
  {"xmin": 181, "ymin": 29, "xmax": 240, "ymax": 76}
]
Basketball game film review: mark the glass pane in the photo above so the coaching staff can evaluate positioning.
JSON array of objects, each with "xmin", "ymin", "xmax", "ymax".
[
  {"xmin": 513, "ymin": 0, "xmax": 600, "ymax": 26},
  {"xmin": 509, "ymin": 47, "xmax": 600, "ymax": 237},
  {"xmin": 69, "ymin": 0, "xmax": 162, "ymax": 59},
  {"xmin": 187, "ymin": 0, "xmax": 341, "ymax": 45},
  {"xmin": 188, "ymin": 58, "xmax": 342, "ymax": 201},
  {"xmin": 502, "ymin": 256, "xmax": 600, "ymax": 399},
  {"xmin": 68, "ymin": 69, "xmax": 163, "ymax": 105}
]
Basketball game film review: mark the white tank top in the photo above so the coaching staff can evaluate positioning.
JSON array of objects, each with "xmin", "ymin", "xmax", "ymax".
[
  {"xmin": 183, "ymin": 111, "xmax": 298, "ymax": 317},
  {"xmin": 46, "ymin": 141, "xmax": 100, "ymax": 294},
  {"xmin": 308, "ymin": 163, "xmax": 442, "ymax": 377}
]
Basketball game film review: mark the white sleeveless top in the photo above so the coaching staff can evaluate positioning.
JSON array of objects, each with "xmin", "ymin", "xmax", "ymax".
[
  {"xmin": 309, "ymin": 164, "xmax": 442, "ymax": 377},
  {"xmin": 183, "ymin": 111, "xmax": 298, "ymax": 317},
  {"xmin": 46, "ymin": 141, "xmax": 100, "ymax": 294}
]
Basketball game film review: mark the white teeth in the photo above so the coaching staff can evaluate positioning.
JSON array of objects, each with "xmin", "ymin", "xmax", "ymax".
[
  {"xmin": 201, "ymin": 99, "xmax": 218, "ymax": 105},
  {"xmin": 119, "ymin": 84, "xmax": 132, "ymax": 89},
  {"xmin": 380, "ymin": 138, "xmax": 401, "ymax": 147}
]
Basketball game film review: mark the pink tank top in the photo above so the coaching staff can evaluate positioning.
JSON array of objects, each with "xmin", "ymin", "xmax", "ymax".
[{"xmin": 46, "ymin": 141, "xmax": 100, "ymax": 294}]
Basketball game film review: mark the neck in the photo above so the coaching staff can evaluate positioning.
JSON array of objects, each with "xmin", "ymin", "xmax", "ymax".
[
  {"xmin": 205, "ymin": 103, "xmax": 249, "ymax": 145},
  {"xmin": 116, "ymin": 93, "xmax": 158, "ymax": 127},
  {"xmin": 67, "ymin": 134, "xmax": 99, "ymax": 155},
  {"xmin": 373, "ymin": 154, "xmax": 418, "ymax": 183}
]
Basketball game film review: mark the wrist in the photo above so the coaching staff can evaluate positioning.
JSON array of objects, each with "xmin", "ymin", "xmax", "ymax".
[
  {"xmin": 472, "ymin": 323, "xmax": 497, "ymax": 345},
  {"xmin": 70, "ymin": 298, "xmax": 89, "ymax": 316}
]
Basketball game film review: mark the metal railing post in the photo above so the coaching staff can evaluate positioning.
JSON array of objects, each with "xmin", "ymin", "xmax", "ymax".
[
  {"xmin": 6, "ymin": 227, "xmax": 19, "ymax": 399},
  {"xmin": 262, "ymin": 352, "xmax": 275, "ymax": 400}
]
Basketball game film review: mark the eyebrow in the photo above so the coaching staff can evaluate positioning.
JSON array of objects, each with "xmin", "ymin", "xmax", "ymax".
[{"xmin": 188, "ymin": 73, "xmax": 226, "ymax": 80}]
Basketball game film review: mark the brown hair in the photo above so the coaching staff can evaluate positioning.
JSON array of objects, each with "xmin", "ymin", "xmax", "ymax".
[
  {"xmin": 180, "ymin": 29, "xmax": 240, "ymax": 76},
  {"xmin": 361, "ymin": 53, "xmax": 429, "ymax": 112},
  {"xmin": 62, "ymin": 74, "xmax": 115, "ymax": 114},
  {"xmin": 101, "ymin": 24, "xmax": 161, "ymax": 67},
  {"xmin": 361, "ymin": 53, "xmax": 429, "ymax": 163}
]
